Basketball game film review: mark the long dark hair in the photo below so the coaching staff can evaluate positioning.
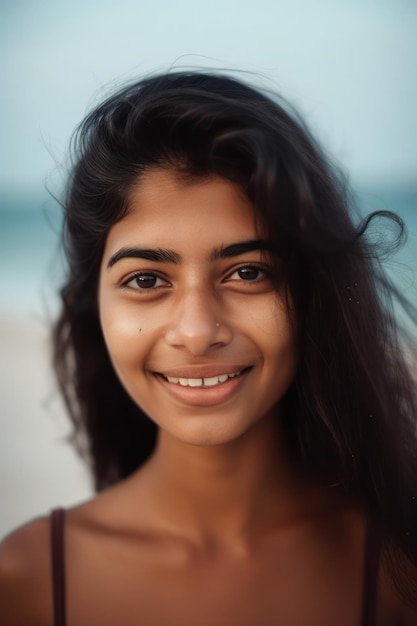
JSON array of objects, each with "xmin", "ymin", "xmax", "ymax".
[{"xmin": 53, "ymin": 70, "xmax": 417, "ymax": 595}]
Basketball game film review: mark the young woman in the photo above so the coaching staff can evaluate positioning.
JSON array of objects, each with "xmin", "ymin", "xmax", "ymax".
[{"xmin": 0, "ymin": 71, "xmax": 416, "ymax": 625}]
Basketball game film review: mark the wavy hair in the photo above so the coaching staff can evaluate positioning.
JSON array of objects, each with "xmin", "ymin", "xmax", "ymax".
[{"xmin": 53, "ymin": 70, "xmax": 417, "ymax": 598}]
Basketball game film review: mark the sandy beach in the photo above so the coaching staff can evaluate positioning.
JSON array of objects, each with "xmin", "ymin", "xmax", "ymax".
[{"xmin": 0, "ymin": 312, "xmax": 92, "ymax": 540}]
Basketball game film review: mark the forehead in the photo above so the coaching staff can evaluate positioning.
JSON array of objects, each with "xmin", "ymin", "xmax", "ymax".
[{"xmin": 104, "ymin": 169, "xmax": 257, "ymax": 253}]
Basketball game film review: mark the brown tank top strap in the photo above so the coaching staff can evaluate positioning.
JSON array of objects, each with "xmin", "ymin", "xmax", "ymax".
[
  {"xmin": 361, "ymin": 520, "xmax": 381, "ymax": 626},
  {"xmin": 50, "ymin": 508, "xmax": 67, "ymax": 626}
]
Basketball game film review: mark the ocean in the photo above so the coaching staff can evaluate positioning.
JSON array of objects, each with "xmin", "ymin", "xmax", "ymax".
[
  {"xmin": 0, "ymin": 186, "xmax": 416, "ymax": 317},
  {"xmin": 0, "ymin": 194, "xmax": 65, "ymax": 316}
]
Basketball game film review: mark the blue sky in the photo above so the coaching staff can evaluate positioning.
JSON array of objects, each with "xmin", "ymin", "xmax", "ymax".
[{"xmin": 2, "ymin": 0, "xmax": 416, "ymax": 195}]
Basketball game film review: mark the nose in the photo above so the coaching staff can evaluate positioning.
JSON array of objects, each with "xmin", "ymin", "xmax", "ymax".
[{"xmin": 164, "ymin": 287, "xmax": 233, "ymax": 355}]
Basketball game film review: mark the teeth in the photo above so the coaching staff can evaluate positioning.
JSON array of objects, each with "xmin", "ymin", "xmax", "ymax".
[
  {"xmin": 188, "ymin": 378, "xmax": 203, "ymax": 387},
  {"xmin": 204, "ymin": 376, "xmax": 219, "ymax": 387},
  {"xmin": 165, "ymin": 371, "xmax": 242, "ymax": 387}
]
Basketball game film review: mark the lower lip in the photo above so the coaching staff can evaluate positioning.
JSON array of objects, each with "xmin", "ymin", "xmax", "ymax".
[{"xmin": 154, "ymin": 370, "xmax": 251, "ymax": 407}]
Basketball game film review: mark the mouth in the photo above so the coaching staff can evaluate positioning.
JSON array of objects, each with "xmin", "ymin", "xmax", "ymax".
[{"xmin": 155, "ymin": 367, "xmax": 252, "ymax": 389}]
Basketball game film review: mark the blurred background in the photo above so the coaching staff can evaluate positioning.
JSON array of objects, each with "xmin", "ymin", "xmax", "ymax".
[{"xmin": 1, "ymin": 0, "xmax": 416, "ymax": 538}]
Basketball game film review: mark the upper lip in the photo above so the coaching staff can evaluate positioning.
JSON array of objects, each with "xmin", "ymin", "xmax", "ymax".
[{"xmin": 154, "ymin": 364, "xmax": 252, "ymax": 379}]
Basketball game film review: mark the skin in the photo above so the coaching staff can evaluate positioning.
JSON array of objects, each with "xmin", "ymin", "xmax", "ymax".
[
  {"xmin": 99, "ymin": 169, "xmax": 297, "ymax": 452},
  {"xmin": 0, "ymin": 169, "xmax": 415, "ymax": 625}
]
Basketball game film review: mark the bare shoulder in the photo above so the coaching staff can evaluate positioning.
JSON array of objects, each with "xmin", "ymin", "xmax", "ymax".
[{"xmin": 0, "ymin": 516, "xmax": 52, "ymax": 626}]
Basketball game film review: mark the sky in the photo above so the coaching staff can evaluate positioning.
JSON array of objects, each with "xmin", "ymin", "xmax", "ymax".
[{"xmin": 1, "ymin": 0, "xmax": 416, "ymax": 198}]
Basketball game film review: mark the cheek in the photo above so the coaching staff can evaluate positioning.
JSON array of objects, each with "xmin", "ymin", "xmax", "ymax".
[
  {"xmin": 99, "ymin": 299, "xmax": 148, "ymax": 371},
  {"xmin": 264, "ymin": 304, "xmax": 298, "ymax": 376},
  {"xmin": 255, "ymin": 296, "xmax": 295, "ymax": 341}
]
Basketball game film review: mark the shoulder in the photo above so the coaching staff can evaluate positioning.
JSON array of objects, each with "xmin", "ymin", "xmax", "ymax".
[{"xmin": 0, "ymin": 515, "xmax": 53, "ymax": 626}]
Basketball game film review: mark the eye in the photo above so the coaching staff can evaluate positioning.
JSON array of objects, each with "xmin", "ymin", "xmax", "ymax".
[
  {"xmin": 236, "ymin": 266, "xmax": 262, "ymax": 281},
  {"xmin": 227, "ymin": 265, "xmax": 268, "ymax": 282},
  {"xmin": 122, "ymin": 272, "xmax": 170, "ymax": 290}
]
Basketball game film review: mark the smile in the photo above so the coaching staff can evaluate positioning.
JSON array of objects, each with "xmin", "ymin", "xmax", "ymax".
[
  {"xmin": 153, "ymin": 366, "xmax": 253, "ymax": 407},
  {"xmin": 156, "ymin": 367, "xmax": 252, "ymax": 388},
  {"xmin": 160, "ymin": 369, "xmax": 247, "ymax": 388}
]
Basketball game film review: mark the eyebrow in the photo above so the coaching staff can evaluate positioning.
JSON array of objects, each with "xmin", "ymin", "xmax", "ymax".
[
  {"xmin": 107, "ymin": 247, "xmax": 181, "ymax": 267},
  {"xmin": 107, "ymin": 239, "xmax": 276, "ymax": 268},
  {"xmin": 210, "ymin": 239, "xmax": 275, "ymax": 261}
]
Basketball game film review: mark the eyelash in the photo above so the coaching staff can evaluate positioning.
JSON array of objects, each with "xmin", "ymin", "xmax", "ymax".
[
  {"xmin": 227, "ymin": 265, "xmax": 269, "ymax": 284},
  {"xmin": 121, "ymin": 273, "xmax": 170, "ymax": 291},
  {"xmin": 121, "ymin": 264, "xmax": 270, "ymax": 292}
]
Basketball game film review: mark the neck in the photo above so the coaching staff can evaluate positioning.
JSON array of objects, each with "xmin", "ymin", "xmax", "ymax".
[{"xmin": 135, "ymin": 413, "xmax": 313, "ymax": 544}]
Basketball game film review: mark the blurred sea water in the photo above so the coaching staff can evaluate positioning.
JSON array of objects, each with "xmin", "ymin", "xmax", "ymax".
[
  {"xmin": 0, "ymin": 194, "xmax": 64, "ymax": 316},
  {"xmin": 0, "ymin": 186, "xmax": 416, "ymax": 317}
]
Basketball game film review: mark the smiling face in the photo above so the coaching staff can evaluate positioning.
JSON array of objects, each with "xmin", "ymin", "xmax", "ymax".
[{"xmin": 99, "ymin": 169, "xmax": 297, "ymax": 447}]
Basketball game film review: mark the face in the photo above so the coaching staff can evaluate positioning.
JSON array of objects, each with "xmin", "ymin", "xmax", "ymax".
[{"xmin": 99, "ymin": 169, "xmax": 297, "ymax": 447}]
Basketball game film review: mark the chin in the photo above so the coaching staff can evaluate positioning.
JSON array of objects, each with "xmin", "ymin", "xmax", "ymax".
[{"xmin": 159, "ymin": 412, "xmax": 270, "ymax": 449}]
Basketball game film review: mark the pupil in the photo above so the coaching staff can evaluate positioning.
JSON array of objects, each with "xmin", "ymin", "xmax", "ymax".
[
  {"xmin": 136, "ymin": 274, "xmax": 157, "ymax": 288},
  {"xmin": 238, "ymin": 267, "xmax": 258, "ymax": 280}
]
